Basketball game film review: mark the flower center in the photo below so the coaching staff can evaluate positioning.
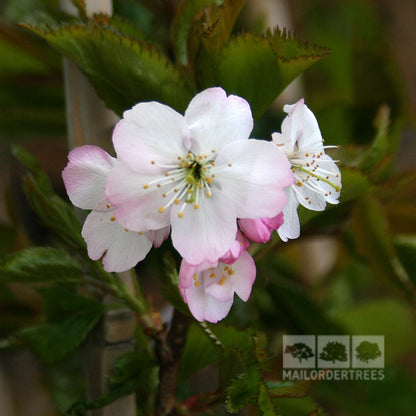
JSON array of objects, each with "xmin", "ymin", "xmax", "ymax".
[{"xmin": 143, "ymin": 152, "xmax": 216, "ymax": 217}]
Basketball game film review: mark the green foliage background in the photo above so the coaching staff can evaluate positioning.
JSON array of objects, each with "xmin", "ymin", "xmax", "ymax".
[{"xmin": 0, "ymin": 0, "xmax": 415, "ymax": 415}]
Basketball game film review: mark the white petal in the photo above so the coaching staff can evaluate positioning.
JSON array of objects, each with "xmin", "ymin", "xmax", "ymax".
[
  {"xmin": 106, "ymin": 163, "xmax": 171, "ymax": 231},
  {"xmin": 278, "ymin": 188, "xmax": 300, "ymax": 241},
  {"xmin": 113, "ymin": 102, "xmax": 190, "ymax": 174},
  {"xmin": 82, "ymin": 210, "xmax": 152, "ymax": 272},
  {"xmin": 213, "ymin": 139, "xmax": 294, "ymax": 219},
  {"xmin": 185, "ymin": 87, "xmax": 253, "ymax": 155},
  {"xmin": 62, "ymin": 145, "xmax": 116, "ymax": 210},
  {"xmin": 170, "ymin": 192, "xmax": 237, "ymax": 265},
  {"xmin": 146, "ymin": 226, "xmax": 170, "ymax": 248},
  {"xmin": 181, "ymin": 282, "xmax": 233, "ymax": 323}
]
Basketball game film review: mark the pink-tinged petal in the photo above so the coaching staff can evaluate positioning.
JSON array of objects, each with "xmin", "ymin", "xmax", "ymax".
[
  {"xmin": 171, "ymin": 192, "xmax": 237, "ymax": 265},
  {"xmin": 82, "ymin": 210, "xmax": 152, "ymax": 272},
  {"xmin": 238, "ymin": 212, "xmax": 283, "ymax": 244},
  {"xmin": 185, "ymin": 87, "xmax": 253, "ymax": 155},
  {"xmin": 219, "ymin": 230, "xmax": 250, "ymax": 264},
  {"xmin": 62, "ymin": 145, "xmax": 116, "ymax": 210},
  {"xmin": 113, "ymin": 102, "xmax": 190, "ymax": 174},
  {"xmin": 181, "ymin": 281, "xmax": 233, "ymax": 323},
  {"xmin": 179, "ymin": 259, "xmax": 218, "ymax": 290},
  {"xmin": 229, "ymin": 251, "xmax": 256, "ymax": 301},
  {"xmin": 203, "ymin": 264, "xmax": 237, "ymax": 303},
  {"xmin": 278, "ymin": 188, "xmax": 300, "ymax": 242},
  {"xmin": 214, "ymin": 139, "xmax": 294, "ymax": 219},
  {"xmin": 106, "ymin": 163, "xmax": 171, "ymax": 231},
  {"xmin": 204, "ymin": 251, "xmax": 256, "ymax": 302},
  {"xmin": 146, "ymin": 226, "xmax": 170, "ymax": 248}
]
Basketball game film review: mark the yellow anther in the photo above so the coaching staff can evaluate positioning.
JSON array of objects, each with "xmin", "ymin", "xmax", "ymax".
[
  {"xmin": 157, "ymin": 184, "xmax": 161, "ymax": 188},
  {"xmin": 110, "ymin": 216, "xmax": 116, "ymax": 222},
  {"xmin": 306, "ymin": 153, "xmax": 309, "ymax": 157},
  {"xmin": 209, "ymin": 273, "xmax": 216, "ymax": 278},
  {"xmin": 143, "ymin": 184, "xmax": 149, "ymax": 189},
  {"xmin": 194, "ymin": 280, "xmax": 200, "ymax": 287},
  {"xmin": 139, "ymin": 232, "xmax": 143, "ymax": 235},
  {"xmin": 228, "ymin": 269, "xmax": 235, "ymax": 276},
  {"xmin": 296, "ymin": 181, "xmax": 303, "ymax": 187},
  {"xmin": 174, "ymin": 199, "xmax": 180, "ymax": 205},
  {"xmin": 206, "ymin": 191, "xmax": 211, "ymax": 198},
  {"xmin": 106, "ymin": 203, "xmax": 110, "ymax": 208},
  {"xmin": 224, "ymin": 266, "xmax": 230, "ymax": 271},
  {"xmin": 125, "ymin": 228, "xmax": 129, "ymax": 232},
  {"xmin": 207, "ymin": 178, "xmax": 213, "ymax": 184},
  {"xmin": 193, "ymin": 204, "xmax": 199, "ymax": 210},
  {"xmin": 188, "ymin": 188, "xmax": 193, "ymax": 194},
  {"xmin": 162, "ymin": 193, "xmax": 167, "ymax": 197},
  {"xmin": 193, "ymin": 274, "xmax": 197, "ymax": 280},
  {"xmin": 219, "ymin": 275, "xmax": 226, "ymax": 285},
  {"xmin": 158, "ymin": 207, "xmax": 165, "ymax": 213},
  {"xmin": 164, "ymin": 172, "xmax": 170, "ymax": 177},
  {"xmin": 151, "ymin": 160, "xmax": 155, "ymax": 164},
  {"xmin": 178, "ymin": 212, "xmax": 184, "ymax": 218}
]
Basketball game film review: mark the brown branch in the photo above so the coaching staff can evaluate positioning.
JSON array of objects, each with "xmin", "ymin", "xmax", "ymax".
[{"xmin": 155, "ymin": 309, "xmax": 191, "ymax": 416}]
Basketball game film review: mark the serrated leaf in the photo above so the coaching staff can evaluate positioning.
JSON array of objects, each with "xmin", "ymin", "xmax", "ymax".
[
  {"xmin": 69, "ymin": 340, "xmax": 158, "ymax": 415},
  {"xmin": 217, "ymin": 30, "xmax": 329, "ymax": 120},
  {"xmin": 172, "ymin": 0, "xmax": 219, "ymax": 66},
  {"xmin": 24, "ymin": 18, "xmax": 193, "ymax": 115},
  {"xmin": 13, "ymin": 146, "xmax": 85, "ymax": 250},
  {"xmin": 0, "ymin": 246, "xmax": 82, "ymax": 283},
  {"xmin": 19, "ymin": 287, "xmax": 105, "ymax": 363},
  {"xmin": 352, "ymin": 195, "xmax": 413, "ymax": 297},
  {"xmin": 219, "ymin": 347, "xmax": 246, "ymax": 391},
  {"xmin": 226, "ymin": 364, "xmax": 261, "ymax": 413},
  {"xmin": 258, "ymin": 383, "xmax": 278, "ymax": 416}
]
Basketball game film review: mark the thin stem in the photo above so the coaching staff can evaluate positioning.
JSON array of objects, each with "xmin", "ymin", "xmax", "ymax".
[{"xmin": 198, "ymin": 321, "xmax": 225, "ymax": 351}]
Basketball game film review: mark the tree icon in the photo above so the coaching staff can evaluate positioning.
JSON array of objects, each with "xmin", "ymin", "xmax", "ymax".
[
  {"xmin": 319, "ymin": 341, "xmax": 348, "ymax": 363},
  {"xmin": 284, "ymin": 343, "xmax": 314, "ymax": 363},
  {"xmin": 355, "ymin": 341, "xmax": 382, "ymax": 363}
]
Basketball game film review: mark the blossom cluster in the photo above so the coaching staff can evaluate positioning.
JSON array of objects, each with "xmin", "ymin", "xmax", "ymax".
[{"xmin": 62, "ymin": 87, "xmax": 341, "ymax": 323}]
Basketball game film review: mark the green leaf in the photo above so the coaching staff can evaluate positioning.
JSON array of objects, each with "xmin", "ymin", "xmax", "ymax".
[
  {"xmin": 333, "ymin": 298, "xmax": 416, "ymax": 365},
  {"xmin": 358, "ymin": 105, "xmax": 401, "ymax": 181},
  {"xmin": 217, "ymin": 30, "xmax": 329, "ymax": 120},
  {"xmin": 172, "ymin": 0, "xmax": 220, "ymax": 66},
  {"xmin": 12, "ymin": 146, "xmax": 85, "ymax": 250},
  {"xmin": 70, "ymin": 343, "xmax": 158, "ymax": 415},
  {"xmin": 160, "ymin": 256, "xmax": 191, "ymax": 317},
  {"xmin": 352, "ymin": 195, "xmax": 413, "ymax": 298},
  {"xmin": 225, "ymin": 363, "xmax": 261, "ymax": 413},
  {"xmin": 19, "ymin": 287, "xmax": 105, "ymax": 363},
  {"xmin": 219, "ymin": 347, "xmax": 246, "ymax": 391},
  {"xmin": 259, "ymin": 278, "xmax": 343, "ymax": 335},
  {"xmin": 394, "ymin": 235, "xmax": 416, "ymax": 285},
  {"xmin": 258, "ymin": 383, "xmax": 278, "ymax": 416},
  {"xmin": 24, "ymin": 18, "xmax": 193, "ymax": 115},
  {"xmin": 0, "ymin": 246, "xmax": 82, "ymax": 283}
]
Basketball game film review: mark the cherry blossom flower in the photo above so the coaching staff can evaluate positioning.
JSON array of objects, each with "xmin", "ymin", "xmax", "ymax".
[
  {"xmin": 106, "ymin": 87, "xmax": 293, "ymax": 265},
  {"xmin": 272, "ymin": 99, "xmax": 341, "ymax": 241},
  {"xmin": 62, "ymin": 145, "xmax": 168, "ymax": 272},
  {"xmin": 179, "ymin": 250, "xmax": 256, "ymax": 323}
]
